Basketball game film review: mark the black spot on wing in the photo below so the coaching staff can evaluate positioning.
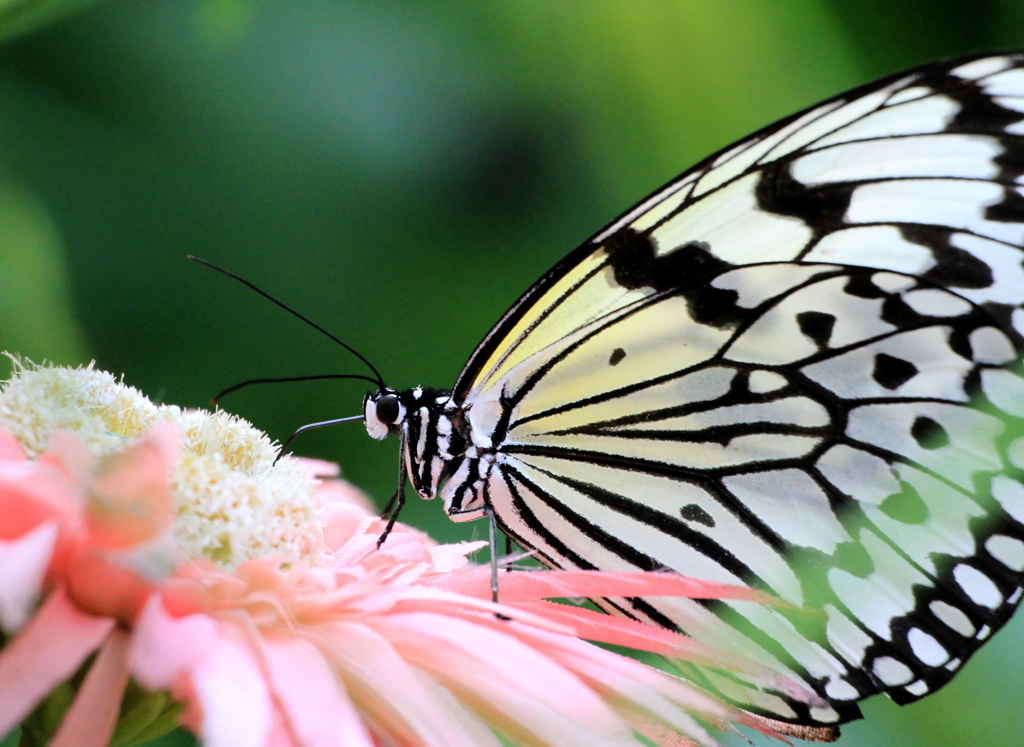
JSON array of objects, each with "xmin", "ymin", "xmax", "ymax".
[
  {"xmin": 911, "ymin": 416, "xmax": 950, "ymax": 449},
  {"xmin": 844, "ymin": 274, "xmax": 887, "ymax": 299},
  {"xmin": 985, "ymin": 187, "xmax": 1024, "ymax": 226},
  {"xmin": 756, "ymin": 159, "xmax": 855, "ymax": 243},
  {"xmin": 943, "ymin": 70, "xmax": 1024, "ymax": 135},
  {"xmin": 796, "ymin": 311, "xmax": 836, "ymax": 348},
  {"xmin": 609, "ymin": 347, "xmax": 626, "ymax": 366},
  {"xmin": 604, "ymin": 229, "xmax": 733, "ymax": 290},
  {"xmin": 901, "ymin": 227, "xmax": 995, "ymax": 290},
  {"xmin": 872, "ymin": 353, "xmax": 919, "ymax": 390},
  {"xmin": 681, "ymin": 503, "xmax": 716, "ymax": 527},
  {"xmin": 602, "ymin": 228, "xmax": 747, "ymax": 328}
]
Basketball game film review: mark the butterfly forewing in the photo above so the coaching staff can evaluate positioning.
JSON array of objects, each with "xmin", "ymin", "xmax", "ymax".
[{"xmin": 437, "ymin": 52, "xmax": 1024, "ymax": 729}]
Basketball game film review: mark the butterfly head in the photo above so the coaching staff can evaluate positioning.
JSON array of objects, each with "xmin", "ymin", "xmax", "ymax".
[{"xmin": 363, "ymin": 388, "xmax": 405, "ymax": 440}]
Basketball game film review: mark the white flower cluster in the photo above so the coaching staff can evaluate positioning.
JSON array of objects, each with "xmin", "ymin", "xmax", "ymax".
[{"xmin": 0, "ymin": 357, "xmax": 324, "ymax": 568}]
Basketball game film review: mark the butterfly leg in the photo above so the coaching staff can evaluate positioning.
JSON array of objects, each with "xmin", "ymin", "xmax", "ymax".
[
  {"xmin": 377, "ymin": 443, "xmax": 408, "ymax": 548},
  {"xmin": 485, "ymin": 506, "xmax": 512, "ymax": 620}
]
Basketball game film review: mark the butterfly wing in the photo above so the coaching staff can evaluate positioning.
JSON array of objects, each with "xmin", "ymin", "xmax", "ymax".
[{"xmin": 444, "ymin": 53, "xmax": 1024, "ymax": 728}]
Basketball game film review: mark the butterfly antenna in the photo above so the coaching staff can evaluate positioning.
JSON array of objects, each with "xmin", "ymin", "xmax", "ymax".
[
  {"xmin": 211, "ymin": 373, "xmax": 382, "ymax": 405},
  {"xmin": 189, "ymin": 256, "xmax": 386, "ymax": 389},
  {"xmin": 274, "ymin": 414, "xmax": 365, "ymax": 464}
]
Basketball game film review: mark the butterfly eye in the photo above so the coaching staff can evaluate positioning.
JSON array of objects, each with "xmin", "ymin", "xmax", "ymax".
[{"xmin": 375, "ymin": 394, "xmax": 402, "ymax": 425}]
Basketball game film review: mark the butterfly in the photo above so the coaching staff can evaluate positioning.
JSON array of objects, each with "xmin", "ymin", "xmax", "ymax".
[{"xmin": 220, "ymin": 51, "xmax": 1024, "ymax": 741}]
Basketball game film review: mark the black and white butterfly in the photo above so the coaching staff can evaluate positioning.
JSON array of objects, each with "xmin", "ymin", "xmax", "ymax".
[{"xmin": 245, "ymin": 51, "xmax": 1024, "ymax": 741}]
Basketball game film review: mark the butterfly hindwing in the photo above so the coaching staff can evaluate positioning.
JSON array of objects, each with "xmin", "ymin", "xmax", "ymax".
[{"xmin": 432, "ymin": 52, "xmax": 1024, "ymax": 728}]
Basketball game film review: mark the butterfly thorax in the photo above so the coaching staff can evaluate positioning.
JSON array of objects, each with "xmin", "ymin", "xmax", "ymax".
[{"xmin": 363, "ymin": 386, "xmax": 479, "ymax": 509}]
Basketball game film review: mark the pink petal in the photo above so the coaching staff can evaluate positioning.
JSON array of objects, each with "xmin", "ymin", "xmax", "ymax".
[
  {"xmin": 318, "ymin": 502, "xmax": 375, "ymax": 554},
  {"xmin": 426, "ymin": 542, "xmax": 486, "ymax": 573},
  {"xmin": 87, "ymin": 423, "xmax": 177, "ymax": 548},
  {"xmin": 0, "ymin": 589, "xmax": 114, "ymax": 735},
  {"xmin": 261, "ymin": 633, "xmax": 375, "ymax": 747},
  {"xmin": 0, "ymin": 457, "xmax": 82, "ymax": 545},
  {"xmin": 435, "ymin": 568, "xmax": 770, "ymax": 605},
  {"xmin": 376, "ymin": 613, "xmax": 632, "ymax": 746},
  {"xmin": 0, "ymin": 430, "xmax": 25, "ymax": 461},
  {"xmin": 130, "ymin": 596, "xmax": 218, "ymax": 691},
  {"xmin": 189, "ymin": 633, "xmax": 273, "ymax": 747},
  {"xmin": 0, "ymin": 521, "xmax": 57, "ymax": 632},
  {"xmin": 513, "ymin": 601, "xmax": 815, "ymax": 718},
  {"xmin": 511, "ymin": 600, "xmax": 753, "ymax": 671},
  {"xmin": 295, "ymin": 457, "xmax": 340, "ymax": 479},
  {"xmin": 314, "ymin": 622, "xmax": 501, "ymax": 747},
  {"xmin": 43, "ymin": 430, "xmax": 94, "ymax": 486},
  {"xmin": 51, "ymin": 628, "xmax": 132, "ymax": 747}
]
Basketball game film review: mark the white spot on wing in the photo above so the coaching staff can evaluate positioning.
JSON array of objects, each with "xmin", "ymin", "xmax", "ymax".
[
  {"xmin": 992, "ymin": 474, "xmax": 1024, "ymax": 523},
  {"xmin": 986, "ymin": 535, "xmax": 1024, "ymax": 571},
  {"xmin": 809, "ymin": 707, "xmax": 842, "ymax": 723},
  {"xmin": 996, "ymin": 96, "xmax": 1024, "ymax": 115},
  {"xmin": 904, "ymin": 680, "xmax": 930, "ymax": 696},
  {"xmin": 980, "ymin": 67, "xmax": 1024, "ymax": 96},
  {"xmin": 970, "ymin": 327, "xmax": 1016, "ymax": 364},
  {"xmin": 824, "ymin": 678, "xmax": 860, "ymax": 701},
  {"xmin": 873, "ymin": 656, "xmax": 914, "ymax": 686},
  {"xmin": 953, "ymin": 564, "xmax": 1002, "ymax": 608},
  {"xmin": 930, "ymin": 599, "xmax": 975, "ymax": 636},
  {"xmin": 902, "ymin": 288, "xmax": 973, "ymax": 316},
  {"xmin": 952, "ymin": 56, "xmax": 1013, "ymax": 80},
  {"xmin": 872, "ymin": 271, "xmax": 917, "ymax": 293},
  {"xmin": 907, "ymin": 628, "xmax": 948, "ymax": 666}
]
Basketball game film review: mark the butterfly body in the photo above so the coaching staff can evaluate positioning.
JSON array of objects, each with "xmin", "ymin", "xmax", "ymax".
[{"xmin": 363, "ymin": 52, "xmax": 1024, "ymax": 735}]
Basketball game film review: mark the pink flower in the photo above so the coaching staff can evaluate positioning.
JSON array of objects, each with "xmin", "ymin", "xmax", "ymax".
[
  {"xmin": 0, "ymin": 363, "xmax": 806, "ymax": 746},
  {"xmin": 0, "ymin": 424, "xmax": 178, "ymax": 746}
]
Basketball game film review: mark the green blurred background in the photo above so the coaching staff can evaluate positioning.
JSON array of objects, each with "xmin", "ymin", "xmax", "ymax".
[{"xmin": 1, "ymin": 0, "xmax": 1023, "ymax": 745}]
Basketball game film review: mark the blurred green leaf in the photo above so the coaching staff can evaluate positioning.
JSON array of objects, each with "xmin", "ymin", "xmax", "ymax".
[
  {"xmin": 0, "ymin": 179, "xmax": 90, "ymax": 376},
  {"xmin": 0, "ymin": 0, "xmax": 102, "ymax": 45}
]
